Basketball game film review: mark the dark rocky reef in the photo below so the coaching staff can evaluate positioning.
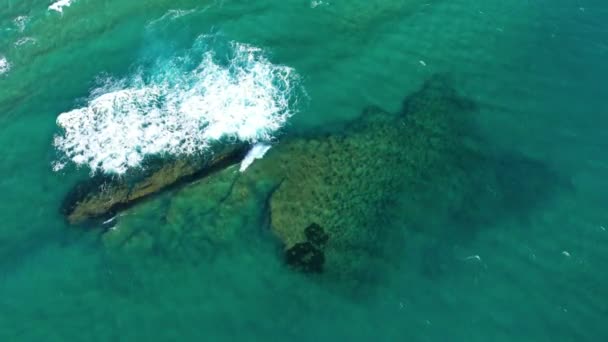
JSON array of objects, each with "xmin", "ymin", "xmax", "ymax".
[
  {"xmin": 61, "ymin": 143, "xmax": 249, "ymax": 224},
  {"xmin": 94, "ymin": 75, "xmax": 562, "ymax": 286},
  {"xmin": 257, "ymin": 75, "xmax": 560, "ymax": 281},
  {"xmin": 256, "ymin": 75, "xmax": 479, "ymax": 280}
]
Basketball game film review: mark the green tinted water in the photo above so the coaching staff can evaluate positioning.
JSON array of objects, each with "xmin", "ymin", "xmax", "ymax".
[{"xmin": 1, "ymin": 0, "xmax": 607, "ymax": 340}]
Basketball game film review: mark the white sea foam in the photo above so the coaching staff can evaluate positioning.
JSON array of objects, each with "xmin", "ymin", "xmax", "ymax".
[
  {"xmin": 54, "ymin": 39, "xmax": 298, "ymax": 175},
  {"xmin": 13, "ymin": 15, "xmax": 29, "ymax": 32},
  {"xmin": 15, "ymin": 37, "xmax": 37, "ymax": 47},
  {"xmin": 310, "ymin": 1, "xmax": 329, "ymax": 9},
  {"xmin": 49, "ymin": 0, "xmax": 74, "ymax": 13},
  {"xmin": 240, "ymin": 143, "xmax": 272, "ymax": 172},
  {"xmin": 0, "ymin": 56, "xmax": 9, "ymax": 75}
]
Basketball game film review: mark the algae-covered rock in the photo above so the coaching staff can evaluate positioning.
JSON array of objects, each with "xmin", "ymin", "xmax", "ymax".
[
  {"xmin": 100, "ymin": 161, "xmax": 282, "ymax": 259},
  {"xmin": 258, "ymin": 75, "xmax": 559, "ymax": 280},
  {"xmin": 247, "ymin": 76, "xmax": 471, "ymax": 277},
  {"xmin": 97, "ymin": 75, "xmax": 560, "ymax": 285},
  {"xmin": 62, "ymin": 143, "xmax": 249, "ymax": 224}
]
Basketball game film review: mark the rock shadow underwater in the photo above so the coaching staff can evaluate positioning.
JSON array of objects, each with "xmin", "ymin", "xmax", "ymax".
[{"xmin": 61, "ymin": 74, "xmax": 566, "ymax": 290}]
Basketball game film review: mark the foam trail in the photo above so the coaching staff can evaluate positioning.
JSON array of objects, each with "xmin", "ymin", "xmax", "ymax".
[
  {"xmin": 240, "ymin": 143, "xmax": 272, "ymax": 172},
  {"xmin": 49, "ymin": 0, "xmax": 74, "ymax": 13},
  {"xmin": 147, "ymin": 8, "xmax": 198, "ymax": 27},
  {"xmin": 54, "ymin": 38, "xmax": 298, "ymax": 175},
  {"xmin": 102, "ymin": 216, "xmax": 117, "ymax": 225},
  {"xmin": 0, "ymin": 56, "xmax": 9, "ymax": 75},
  {"xmin": 15, "ymin": 37, "xmax": 36, "ymax": 47}
]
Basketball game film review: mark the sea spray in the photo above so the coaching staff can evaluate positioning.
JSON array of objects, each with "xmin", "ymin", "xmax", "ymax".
[{"xmin": 53, "ymin": 36, "xmax": 299, "ymax": 175}]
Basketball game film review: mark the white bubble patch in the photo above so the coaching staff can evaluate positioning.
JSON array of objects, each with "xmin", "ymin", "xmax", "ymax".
[
  {"xmin": 0, "ymin": 56, "xmax": 9, "ymax": 75},
  {"xmin": 240, "ymin": 143, "xmax": 272, "ymax": 172},
  {"xmin": 53, "ymin": 41, "xmax": 298, "ymax": 175},
  {"xmin": 13, "ymin": 15, "xmax": 29, "ymax": 32},
  {"xmin": 49, "ymin": 0, "xmax": 75, "ymax": 13}
]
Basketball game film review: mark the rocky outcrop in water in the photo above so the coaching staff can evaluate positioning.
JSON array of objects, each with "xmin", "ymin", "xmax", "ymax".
[
  {"xmin": 62, "ymin": 143, "xmax": 249, "ymax": 224},
  {"xmin": 96, "ymin": 75, "xmax": 561, "ymax": 286},
  {"xmin": 245, "ymin": 75, "xmax": 479, "ymax": 279},
  {"xmin": 254, "ymin": 75, "xmax": 559, "ymax": 281}
]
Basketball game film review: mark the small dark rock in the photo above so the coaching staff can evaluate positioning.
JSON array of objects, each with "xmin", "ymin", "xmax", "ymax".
[
  {"xmin": 304, "ymin": 223, "xmax": 329, "ymax": 248},
  {"xmin": 285, "ymin": 242, "xmax": 325, "ymax": 273}
]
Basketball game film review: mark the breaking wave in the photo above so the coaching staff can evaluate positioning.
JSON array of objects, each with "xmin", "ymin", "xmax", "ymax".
[
  {"xmin": 53, "ymin": 37, "xmax": 299, "ymax": 175},
  {"xmin": 240, "ymin": 143, "xmax": 272, "ymax": 172}
]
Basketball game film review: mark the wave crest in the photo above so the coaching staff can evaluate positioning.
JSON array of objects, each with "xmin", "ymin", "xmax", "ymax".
[{"xmin": 53, "ymin": 39, "xmax": 299, "ymax": 174}]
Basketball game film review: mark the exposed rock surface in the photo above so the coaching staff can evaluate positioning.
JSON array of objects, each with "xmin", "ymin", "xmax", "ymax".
[{"xmin": 62, "ymin": 143, "xmax": 249, "ymax": 224}]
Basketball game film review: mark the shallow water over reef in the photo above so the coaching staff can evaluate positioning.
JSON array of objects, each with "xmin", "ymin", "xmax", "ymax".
[{"xmin": 1, "ymin": 0, "xmax": 608, "ymax": 341}]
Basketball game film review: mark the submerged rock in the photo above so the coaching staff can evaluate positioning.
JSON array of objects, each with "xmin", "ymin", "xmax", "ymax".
[
  {"xmin": 285, "ymin": 223, "xmax": 329, "ymax": 273},
  {"xmin": 286, "ymin": 242, "xmax": 325, "ymax": 273},
  {"xmin": 246, "ymin": 75, "xmax": 475, "ymax": 278},
  {"xmin": 62, "ymin": 143, "xmax": 249, "ymax": 224},
  {"xmin": 304, "ymin": 223, "xmax": 329, "ymax": 249},
  {"xmin": 96, "ymin": 75, "xmax": 562, "ymax": 286},
  {"xmin": 254, "ymin": 75, "xmax": 559, "ymax": 281}
]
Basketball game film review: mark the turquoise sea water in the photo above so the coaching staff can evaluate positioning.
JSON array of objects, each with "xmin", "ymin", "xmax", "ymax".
[{"xmin": 1, "ymin": 0, "xmax": 608, "ymax": 340}]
